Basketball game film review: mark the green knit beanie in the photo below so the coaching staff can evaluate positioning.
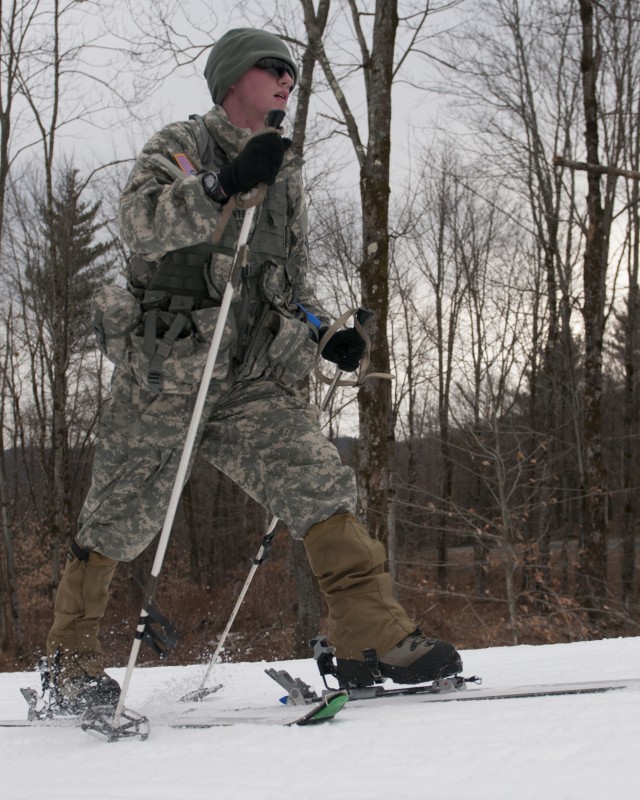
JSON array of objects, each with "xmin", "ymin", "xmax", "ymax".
[{"xmin": 204, "ymin": 28, "xmax": 298, "ymax": 105}]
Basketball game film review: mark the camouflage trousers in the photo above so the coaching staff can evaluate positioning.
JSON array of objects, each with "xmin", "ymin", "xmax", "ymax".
[{"xmin": 77, "ymin": 369, "xmax": 357, "ymax": 561}]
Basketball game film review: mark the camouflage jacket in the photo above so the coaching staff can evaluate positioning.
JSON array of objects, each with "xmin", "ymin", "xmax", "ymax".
[{"xmin": 118, "ymin": 105, "xmax": 327, "ymax": 325}]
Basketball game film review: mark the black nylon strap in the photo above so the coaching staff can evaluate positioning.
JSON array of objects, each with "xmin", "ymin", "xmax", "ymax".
[
  {"xmin": 70, "ymin": 539, "xmax": 91, "ymax": 561},
  {"xmin": 139, "ymin": 605, "xmax": 178, "ymax": 658}
]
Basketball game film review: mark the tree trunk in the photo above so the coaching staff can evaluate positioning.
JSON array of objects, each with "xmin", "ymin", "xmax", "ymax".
[
  {"xmin": 290, "ymin": 540, "xmax": 322, "ymax": 658},
  {"xmin": 356, "ymin": 1, "xmax": 398, "ymax": 549},
  {"xmin": 621, "ymin": 175, "xmax": 639, "ymax": 602},
  {"xmin": 0, "ymin": 464, "xmax": 24, "ymax": 658},
  {"xmin": 576, "ymin": 0, "xmax": 609, "ymax": 615}
]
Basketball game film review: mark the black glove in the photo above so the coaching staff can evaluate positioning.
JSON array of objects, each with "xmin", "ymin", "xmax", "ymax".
[
  {"xmin": 219, "ymin": 132, "xmax": 289, "ymax": 196},
  {"xmin": 320, "ymin": 327, "xmax": 366, "ymax": 372}
]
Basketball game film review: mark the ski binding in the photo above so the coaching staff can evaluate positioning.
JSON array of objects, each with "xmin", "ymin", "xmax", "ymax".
[
  {"xmin": 18, "ymin": 658, "xmax": 149, "ymax": 741},
  {"xmin": 266, "ymin": 637, "xmax": 479, "ymax": 704}
]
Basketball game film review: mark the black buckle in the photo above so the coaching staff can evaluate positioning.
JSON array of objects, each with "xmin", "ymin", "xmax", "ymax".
[
  {"xmin": 310, "ymin": 637, "xmax": 339, "ymax": 683},
  {"xmin": 310, "ymin": 636, "xmax": 385, "ymax": 690},
  {"xmin": 147, "ymin": 371, "xmax": 162, "ymax": 394},
  {"xmin": 362, "ymin": 647, "xmax": 384, "ymax": 683},
  {"xmin": 253, "ymin": 527, "xmax": 278, "ymax": 566}
]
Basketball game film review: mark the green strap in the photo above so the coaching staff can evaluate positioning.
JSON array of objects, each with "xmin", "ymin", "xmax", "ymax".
[{"xmin": 144, "ymin": 310, "xmax": 190, "ymax": 395}]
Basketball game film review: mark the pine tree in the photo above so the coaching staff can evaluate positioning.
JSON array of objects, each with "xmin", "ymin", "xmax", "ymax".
[{"xmin": 16, "ymin": 166, "xmax": 116, "ymax": 587}]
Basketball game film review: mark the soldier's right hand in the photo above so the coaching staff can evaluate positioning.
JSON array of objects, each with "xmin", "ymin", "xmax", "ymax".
[{"xmin": 219, "ymin": 132, "xmax": 290, "ymax": 196}]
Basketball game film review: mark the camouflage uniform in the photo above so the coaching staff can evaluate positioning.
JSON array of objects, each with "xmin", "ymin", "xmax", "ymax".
[
  {"xmin": 78, "ymin": 106, "xmax": 357, "ymax": 561},
  {"xmin": 47, "ymin": 32, "xmax": 462, "ymax": 701}
]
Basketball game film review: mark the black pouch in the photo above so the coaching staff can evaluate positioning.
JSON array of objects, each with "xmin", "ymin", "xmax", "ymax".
[
  {"xmin": 91, "ymin": 285, "xmax": 143, "ymax": 368},
  {"xmin": 238, "ymin": 309, "xmax": 315, "ymax": 388}
]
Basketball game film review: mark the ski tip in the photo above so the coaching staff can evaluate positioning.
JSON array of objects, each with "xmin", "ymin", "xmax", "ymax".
[{"xmin": 293, "ymin": 690, "xmax": 348, "ymax": 726}]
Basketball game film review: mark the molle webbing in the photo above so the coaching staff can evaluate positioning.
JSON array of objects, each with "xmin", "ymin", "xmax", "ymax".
[
  {"xmin": 144, "ymin": 251, "xmax": 211, "ymax": 309},
  {"xmin": 130, "ymin": 115, "xmax": 293, "ymax": 395}
]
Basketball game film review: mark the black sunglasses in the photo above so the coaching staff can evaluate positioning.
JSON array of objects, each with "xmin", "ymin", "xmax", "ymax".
[{"xmin": 254, "ymin": 58, "xmax": 296, "ymax": 86}]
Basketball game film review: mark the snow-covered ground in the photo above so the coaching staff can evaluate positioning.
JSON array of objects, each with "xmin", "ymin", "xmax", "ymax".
[{"xmin": 1, "ymin": 637, "xmax": 638, "ymax": 800}]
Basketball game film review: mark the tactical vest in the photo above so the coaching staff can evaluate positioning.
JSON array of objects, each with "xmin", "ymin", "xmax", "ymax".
[
  {"xmin": 127, "ymin": 114, "xmax": 303, "ymax": 393},
  {"xmin": 191, "ymin": 114, "xmax": 291, "ymax": 268},
  {"xmin": 135, "ymin": 114, "xmax": 292, "ymax": 306}
]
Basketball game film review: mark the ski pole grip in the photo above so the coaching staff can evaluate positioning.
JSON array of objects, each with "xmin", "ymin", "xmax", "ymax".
[
  {"xmin": 265, "ymin": 109, "xmax": 286, "ymax": 130},
  {"xmin": 212, "ymin": 109, "xmax": 286, "ymax": 243}
]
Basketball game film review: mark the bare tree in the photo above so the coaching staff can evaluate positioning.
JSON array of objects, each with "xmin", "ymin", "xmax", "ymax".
[
  {"xmin": 575, "ymin": 0, "xmax": 614, "ymax": 613},
  {"xmin": 298, "ymin": 0, "xmax": 395, "ymax": 545},
  {"xmin": 401, "ymin": 154, "xmax": 471, "ymax": 588},
  {"xmin": 434, "ymin": 0, "xmax": 640, "ymax": 618},
  {"xmin": 3, "ymin": 166, "xmax": 116, "ymax": 587},
  {"xmin": 0, "ymin": 305, "xmax": 25, "ymax": 657},
  {"xmin": 298, "ymin": 0, "xmax": 466, "ymax": 550},
  {"xmin": 619, "ymin": 76, "xmax": 640, "ymax": 602}
]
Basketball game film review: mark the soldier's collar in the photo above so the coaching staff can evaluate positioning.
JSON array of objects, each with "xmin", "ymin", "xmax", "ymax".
[{"xmin": 204, "ymin": 106, "xmax": 256, "ymax": 158}]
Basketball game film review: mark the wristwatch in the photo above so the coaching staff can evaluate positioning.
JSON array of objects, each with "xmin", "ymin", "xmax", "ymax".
[{"xmin": 201, "ymin": 170, "xmax": 228, "ymax": 204}]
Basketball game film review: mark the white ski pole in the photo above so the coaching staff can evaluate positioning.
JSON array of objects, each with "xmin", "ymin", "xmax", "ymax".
[
  {"xmin": 109, "ymin": 109, "xmax": 288, "ymax": 733},
  {"xmin": 110, "ymin": 202, "xmax": 257, "ymax": 730}
]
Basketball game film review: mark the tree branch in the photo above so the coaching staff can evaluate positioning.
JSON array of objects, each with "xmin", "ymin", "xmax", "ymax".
[{"xmin": 553, "ymin": 154, "xmax": 640, "ymax": 182}]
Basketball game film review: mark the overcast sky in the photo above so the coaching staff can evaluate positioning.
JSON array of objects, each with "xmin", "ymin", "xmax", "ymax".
[{"xmin": 43, "ymin": 0, "xmax": 459, "ymax": 197}]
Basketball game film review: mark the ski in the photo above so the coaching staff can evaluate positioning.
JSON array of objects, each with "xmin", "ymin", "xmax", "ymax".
[
  {"xmin": 266, "ymin": 637, "xmax": 640, "ymax": 707},
  {"xmin": 396, "ymin": 678, "xmax": 640, "ymax": 703},
  {"xmin": 267, "ymin": 667, "xmax": 639, "ymax": 705},
  {"xmin": 0, "ymin": 705, "xmax": 150, "ymax": 739},
  {"xmin": 0, "ymin": 688, "xmax": 347, "ymax": 737},
  {"xmin": 164, "ymin": 689, "xmax": 347, "ymax": 727},
  {"xmin": 351, "ymin": 677, "xmax": 638, "ymax": 703}
]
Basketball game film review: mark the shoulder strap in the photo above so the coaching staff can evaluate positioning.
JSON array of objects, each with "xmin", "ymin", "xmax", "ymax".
[{"xmin": 189, "ymin": 114, "xmax": 215, "ymax": 166}]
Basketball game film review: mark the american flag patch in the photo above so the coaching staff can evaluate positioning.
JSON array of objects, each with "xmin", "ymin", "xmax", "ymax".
[{"xmin": 172, "ymin": 153, "xmax": 197, "ymax": 175}]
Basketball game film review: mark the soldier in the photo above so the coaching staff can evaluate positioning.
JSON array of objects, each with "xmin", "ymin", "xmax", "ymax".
[{"xmin": 46, "ymin": 28, "xmax": 462, "ymax": 711}]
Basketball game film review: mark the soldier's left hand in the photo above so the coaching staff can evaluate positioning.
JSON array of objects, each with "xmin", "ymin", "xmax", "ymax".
[{"xmin": 321, "ymin": 327, "xmax": 366, "ymax": 372}]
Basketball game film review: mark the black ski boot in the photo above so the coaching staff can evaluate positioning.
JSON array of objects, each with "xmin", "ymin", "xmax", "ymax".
[
  {"xmin": 54, "ymin": 674, "xmax": 121, "ymax": 714},
  {"xmin": 336, "ymin": 631, "xmax": 462, "ymax": 688}
]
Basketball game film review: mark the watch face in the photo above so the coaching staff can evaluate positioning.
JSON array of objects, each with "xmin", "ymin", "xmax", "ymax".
[{"xmin": 204, "ymin": 173, "xmax": 217, "ymax": 192}]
